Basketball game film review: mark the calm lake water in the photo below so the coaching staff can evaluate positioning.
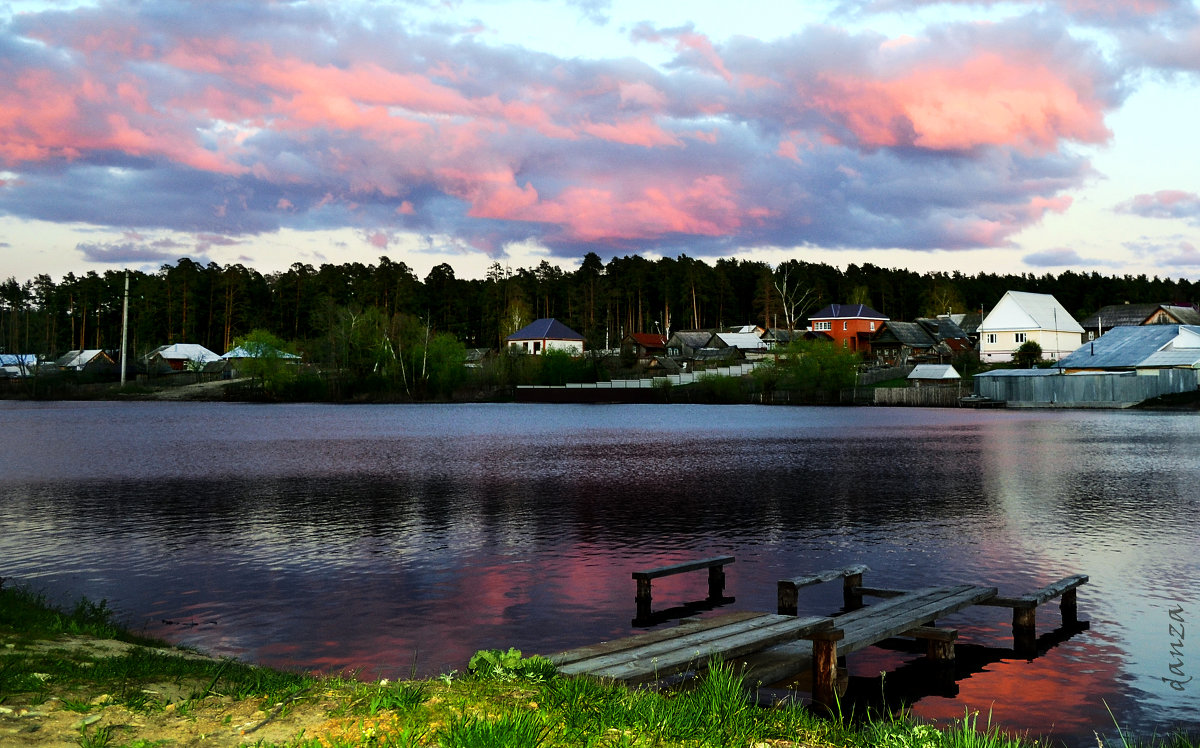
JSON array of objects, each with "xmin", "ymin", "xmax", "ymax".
[{"xmin": 1, "ymin": 401, "xmax": 1197, "ymax": 744}]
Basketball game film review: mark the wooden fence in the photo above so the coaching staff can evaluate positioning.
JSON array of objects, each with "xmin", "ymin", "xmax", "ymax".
[{"xmin": 871, "ymin": 383, "xmax": 965, "ymax": 407}]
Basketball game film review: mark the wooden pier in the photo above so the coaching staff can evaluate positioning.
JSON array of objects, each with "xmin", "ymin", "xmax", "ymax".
[{"xmin": 549, "ymin": 559, "xmax": 1088, "ymax": 708}]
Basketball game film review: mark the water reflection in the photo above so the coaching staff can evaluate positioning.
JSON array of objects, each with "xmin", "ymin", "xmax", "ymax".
[{"xmin": 1, "ymin": 402, "xmax": 1197, "ymax": 743}]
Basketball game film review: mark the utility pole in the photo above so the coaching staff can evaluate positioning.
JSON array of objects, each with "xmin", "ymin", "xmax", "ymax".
[{"xmin": 120, "ymin": 271, "xmax": 129, "ymax": 387}]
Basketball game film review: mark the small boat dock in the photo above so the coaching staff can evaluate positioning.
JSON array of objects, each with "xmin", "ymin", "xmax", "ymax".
[{"xmin": 549, "ymin": 559, "xmax": 1087, "ymax": 706}]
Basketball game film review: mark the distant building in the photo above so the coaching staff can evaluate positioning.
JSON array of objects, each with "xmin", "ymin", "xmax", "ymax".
[
  {"xmin": 1058, "ymin": 324, "xmax": 1200, "ymax": 372},
  {"xmin": 0, "ymin": 353, "xmax": 37, "ymax": 378},
  {"xmin": 620, "ymin": 333, "xmax": 667, "ymax": 360},
  {"xmin": 807, "ymin": 303, "xmax": 888, "ymax": 353},
  {"xmin": 1080, "ymin": 303, "xmax": 1200, "ymax": 341},
  {"xmin": 665, "ymin": 330, "xmax": 712, "ymax": 359},
  {"xmin": 56, "ymin": 349, "xmax": 117, "ymax": 373},
  {"xmin": 144, "ymin": 343, "xmax": 223, "ymax": 372},
  {"xmin": 978, "ymin": 291, "xmax": 1083, "ymax": 363},
  {"xmin": 907, "ymin": 364, "xmax": 960, "ymax": 386},
  {"xmin": 505, "ymin": 318, "xmax": 585, "ymax": 355}
]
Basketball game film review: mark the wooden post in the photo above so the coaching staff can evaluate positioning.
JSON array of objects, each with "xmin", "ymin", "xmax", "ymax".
[
  {"xmin": 1013, "ymin": 606, "xmax": 1036, "ymax": 655},
  {"xmin": 1060, "ymin": 588, "xmax": 1078, "ymax": 625},
  {"xmin": 927, "ymin": 640, "xmax": 955, "ymax": 661},
  {"xmin": 843, "ymin": 572, "xmax": 864, "ymax": 610},
  {"xmin": 778, "ymin": 581, "xmax": 797, "ymax": 616},
  {"xmin": 810, "ymin": 629, "xmax": 844, "ymax": 709},
  {"xmin": 708, "ymin": 564, "xmax": 725, "ymax": 600},
  {"xmin": 636, "ymin": 578, "xmax": 652, "ymax": 622}
]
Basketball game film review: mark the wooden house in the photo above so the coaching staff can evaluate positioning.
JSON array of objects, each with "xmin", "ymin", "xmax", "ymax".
[
  {"xmin": 665, "ymin": 330, "xmax": 712, "ymax": 359},
  {"xmin": 1080, "ymin": 303, "xmax": 1200, "ymax": 341},
  {"xmin": 620, "ymin": 333, "xmax": 667, "ymax": 360}
]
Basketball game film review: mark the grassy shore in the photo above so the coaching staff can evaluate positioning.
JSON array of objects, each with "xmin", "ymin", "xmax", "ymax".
[{"xmin": 0, "ymin": 581, "xmax": 1193, "ymax": 748}]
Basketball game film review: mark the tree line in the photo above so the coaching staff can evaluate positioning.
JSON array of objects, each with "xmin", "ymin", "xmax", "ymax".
[{"xmin": 3, "ymin": 252, "xmax": 1198, "ymax": 365}]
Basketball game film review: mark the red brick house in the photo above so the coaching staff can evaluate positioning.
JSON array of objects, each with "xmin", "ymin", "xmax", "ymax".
[{"xmin": 807, "ymin": 303, "xmax": 889, "ymax": 354}]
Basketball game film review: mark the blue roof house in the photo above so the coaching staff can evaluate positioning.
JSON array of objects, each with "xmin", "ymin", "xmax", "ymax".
[{"xmin": 505, "ymin": 318, "xmax": 585, "ymax": 355}]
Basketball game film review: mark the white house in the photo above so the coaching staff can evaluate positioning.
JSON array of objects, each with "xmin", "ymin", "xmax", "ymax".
[
  {"xmin": 505, "ymin": 318, "xmax": 585, "ymax": 355},
  {"xmin": 978, "ymin": 291, "xmax": 1083, "ymax": 363}
]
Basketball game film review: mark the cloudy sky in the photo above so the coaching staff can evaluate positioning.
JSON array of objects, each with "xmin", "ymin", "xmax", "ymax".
[{"xmin": 2, "ymin": 0, "xmax": 1200, "ymax": 284}]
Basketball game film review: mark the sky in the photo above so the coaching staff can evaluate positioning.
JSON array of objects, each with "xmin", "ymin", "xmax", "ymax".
[{"xmin": 3, "ymin": 0, "xmax": 1200, "ymax": 285}]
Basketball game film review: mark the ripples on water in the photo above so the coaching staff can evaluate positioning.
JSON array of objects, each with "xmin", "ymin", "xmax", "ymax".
[{"xmin": 1, "ymin": 401, "xmax": 1198, "ymax": 744}]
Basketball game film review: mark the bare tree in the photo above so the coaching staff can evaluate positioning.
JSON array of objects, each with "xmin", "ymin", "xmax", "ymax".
[{"xmin": 773, "ymin": 263, "xmax": 819, "ymax": 331}]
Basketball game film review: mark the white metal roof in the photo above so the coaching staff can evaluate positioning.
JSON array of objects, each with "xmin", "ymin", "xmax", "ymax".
[
  {"xmin": 907, "ymin": 364, "xmax": 960, "ymax": 380},
  {"xmin": 713, "ymin": 332, "xmax": 767, "ymax": 350},
  {"xmin": 150, "ymin": 343, "xmax": 222, "ymax": 363},
  {"xmin": 978, "ymin": 291, "xmax": 1084, "ymax": 334}
]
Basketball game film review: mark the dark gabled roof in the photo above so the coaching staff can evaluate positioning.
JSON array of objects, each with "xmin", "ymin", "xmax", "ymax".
[
  {"xmin": 874, "ymin": 321, "xmax": 935, "ymax": 347},
  {"xmin": 801, "ymin": 330, "xmax": 834, "ymax": 342},
  {"xmin": 762, "ymin": 328, "xmax": 800, "ymax": 343},
  {"xmin": 950, "ymin": 312, "xmax": 983, "ymax": 335},
  {"xmin": 695, "ymin": 347, "xmax": 741, "ymax": 361},
  {"xmin": 918, "ymin": 316, "xmax": 969, "ymax": 341},
  {"xmin": 506, "ymin": 318, "xmax": 584, "ymax": 341},
  {"xmin": 1080, "ymin": 303, "xmax": 1164, "ymax": 330},
  {"xmin": 668, "ymin": 330, "xmax": 713, "ymax": 346},
  {"xmin": 810, "ymin": 303, "xmax": 888, "ymax": 320},
  {"xmin": 1149, "ymin": 305, "xmax": 1200, "ymax": 325}
]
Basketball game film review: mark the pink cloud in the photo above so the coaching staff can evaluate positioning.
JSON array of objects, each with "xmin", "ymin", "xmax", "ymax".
[{"xmin": 812, "ymin": 52, "xmax": 1109, "ymax": 152}]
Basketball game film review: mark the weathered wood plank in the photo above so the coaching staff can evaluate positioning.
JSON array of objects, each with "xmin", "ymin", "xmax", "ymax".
[
  {"xmin": 1027, "ymin": 574, "xmax": 1088, "ymax": 606},
  {"xmin": 632, "ymin": 556, "xmax": 735, "ymax": 580},
  {"xmin": 831, "ymin": 585, "xmax": 996, "ymax": 657},
  {"xmin": 558, "ymin": 614, "xmax": 830, "ymax": 678},
  {"xmin": 978, "ymin": 575, "xmax": 1088, "ymax": 609},
  {"xmin": 580, "ymin": 615, "xmax": 834, "ymax": 683},
  {"xmin": 854, "ymin": 586, "xmax": 908, "ymax": 599},
  {"xmin": 778, "ymin": 564, "xmax": 870, "ymax": 589},
  {"xmin": 549, "ymin": 612, "xmax": 763, "ymax": 667}
]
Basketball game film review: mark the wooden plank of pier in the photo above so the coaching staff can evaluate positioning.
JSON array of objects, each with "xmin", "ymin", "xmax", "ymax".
[{"xmin": 552, "ymin": 612, "xmax": 832, "ymax": 684}]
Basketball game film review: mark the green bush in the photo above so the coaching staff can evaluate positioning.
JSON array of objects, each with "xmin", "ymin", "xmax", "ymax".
[{"xmin": 467, "ymin": 648, "xmax": 557, "ymax": 682}]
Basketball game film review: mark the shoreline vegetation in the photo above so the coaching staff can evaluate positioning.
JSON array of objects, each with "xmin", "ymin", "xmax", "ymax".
[{"xmin": 1, "ymin": 582, "xmax": 1195, "ymax": 748}]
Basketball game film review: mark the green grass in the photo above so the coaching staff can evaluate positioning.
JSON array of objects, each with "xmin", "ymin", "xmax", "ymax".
[{"xmin": 3, "ymin": 580, "xmax": 1198, "ymax": 748}]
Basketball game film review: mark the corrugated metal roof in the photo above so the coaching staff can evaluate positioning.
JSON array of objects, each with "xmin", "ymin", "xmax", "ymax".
[
  {"xmin": 506, "ymin": 318, "xmax": 584, "ymax": 341},
  {"xmin": 908, "ymin": 364, "xmax": 960, "ymax": 380},
  {"xmin": 713, "ymin": 332, "xmax": 766, "ymax": 350},
  {"xmin": 149, "ymin": 343, "xmax": 223, "ymax": 363},
  {"xmin": 975, "ymin": 369, "xmax": 1063, "ymax": 377},
  {"xmin": 1058, "ymin": 325, "xmax": 1181, "ymax": 369}
]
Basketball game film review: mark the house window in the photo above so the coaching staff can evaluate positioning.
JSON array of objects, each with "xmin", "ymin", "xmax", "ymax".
[
  {"xmin": 814, "ymin": 321, "xmax": 831, "ymax": 331},
  {"xmin": 842, "ymin": 338, "xmax": 848, "ymax": 347},
  {"xmin": 534, "ymin": 342, "xmax": 542, "ymax": 353},
  {"xmin": 985, "ymin": 333, "xmax": 997, "ymax": 345},
  {"xmin": 1014, "ymin": 333, "xmax": 1027, "ymax": 344},
  {"xmin": 843, "ymin": 321, "xmax": 848, "ymax": 331},
  {"xmin": 870, "ymin": 322, "xmax": 875, "ymax": 331}
]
